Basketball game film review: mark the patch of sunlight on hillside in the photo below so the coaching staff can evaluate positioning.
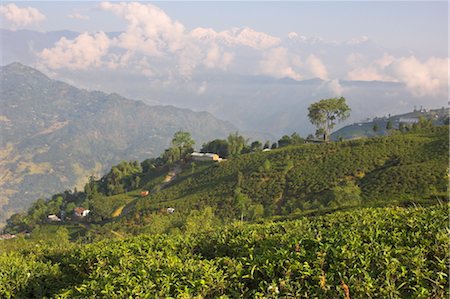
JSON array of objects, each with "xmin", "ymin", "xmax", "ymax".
[
  {"xmin": 111, "ymin": 205, "xmax": 126, "ymax": 217},
  {"xmin": 16, "ymin": 161, "xmax": 53, "ymax": 175}
]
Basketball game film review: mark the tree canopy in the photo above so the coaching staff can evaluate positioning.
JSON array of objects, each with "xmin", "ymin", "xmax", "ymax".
[{"xmin": 308, "ymin": 97, "xmax": 351, "ymax": 141}]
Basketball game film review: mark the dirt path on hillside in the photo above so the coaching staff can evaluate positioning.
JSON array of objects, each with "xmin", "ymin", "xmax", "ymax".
[{"xmin": 163, "ymin": 165, "xmax": 182, "ymax": 184}]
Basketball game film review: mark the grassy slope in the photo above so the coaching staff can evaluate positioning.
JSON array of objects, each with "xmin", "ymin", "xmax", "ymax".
[{"xmin": 129, "ymin": 127, "xmax": 448, "ymax": 220}]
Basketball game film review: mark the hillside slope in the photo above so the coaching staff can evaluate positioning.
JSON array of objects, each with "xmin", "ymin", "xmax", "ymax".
[
  {"xmin": 331, "ymin": 107, "xmax": 448, "ymax": 140},
  {"xmin": 5, "ymin": 126, "xmax": 447, "ymax": 237},
  {"xmin": 127, "ymin": 127, "xmax": 447, "ymax": 224},
  {"xmin": 0, "ymin": 62, "xmax": 237, "ymax": 226}
]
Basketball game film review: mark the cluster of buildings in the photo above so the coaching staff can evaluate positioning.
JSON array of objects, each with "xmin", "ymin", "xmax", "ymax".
[{"xmin": 47, "ymin": 207, "xmax": 90, "ymax": 222}]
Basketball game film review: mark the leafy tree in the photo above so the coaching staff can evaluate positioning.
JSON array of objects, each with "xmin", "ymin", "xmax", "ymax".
[
  {"xmin": 234, "ymin": 188, "xmax": 251, "ymax": 221},
  {"xmin": 278, "ymin": 135, "xmax": 292, "ymax": 148},
  {"xmin": 279, "ymin": 133, "xmax": 305, "ymax": 147},
  {"xmin": 171, "ymin": 131, "xmax": 195, "ymax": 160},
  {"xmin": 172, "ymin": 131, "xmax": 195, "ymax": 149},
  {"xmin": 141, "ymin": 158, "xmax": 158, "ymax": 173},
  {"xmin": 250, "ymin": 141, "xmax": 263, "ymax": 152},
  {"xmin": 263, "ymin": 141, "xmax": 271, "ymax": 149},
  {"xmin": 271, "ymin": 142, "xmax": 278, "ymax": 149},
  {"xmin": 201, "ymin": 139, "xmax": 229, "ymax": 157},
  {"xmin": 227, "ymin": 132, "xmax": 247, "ymax": 157},
  {"xmin": 162, "ymin": 147, "xmax": 180, "ymax": 165},
  {"xmin": 308, "ymin": 97, "xmax": 351, "ymax": 141},
  {"xmin": 65, "ymin": 202, "xmax": 76, "ymax": 215},
  {"xmin": 290, "ymin": 132, "xmax": 304, "ymax": 145}
]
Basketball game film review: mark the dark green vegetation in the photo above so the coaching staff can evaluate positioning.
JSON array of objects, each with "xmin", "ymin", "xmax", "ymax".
[
  {"xmin": 5, "ymin": 126, "xmax": 448, "ymax": 238},
  {"xmin": 1, "ymin": 205, "xmax": 448, "ymax": 298},
  {"xmin": 1, "ymin": 124, "xmax": 448, "ymax": 298},
  {"xmin": 0, "ymin": 62, "xmax": 237, "ymax": 226}
]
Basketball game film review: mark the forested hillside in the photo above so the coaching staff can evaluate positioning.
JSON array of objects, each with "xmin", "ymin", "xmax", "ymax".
[
  {"xmin": 0, "ymin": 63, "xmax": 237, "ymax": 226},
  {"xmin": 4, "ymin": 126, "xmax": 448, "ymax": 238}
]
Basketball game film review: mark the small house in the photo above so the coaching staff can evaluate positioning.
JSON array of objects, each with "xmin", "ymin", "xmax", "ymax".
[
  {"xmin": 47, "ymin": 214, "xmax": 61, "ymax": 222},
  {"xmin": 140, "ymin": 190, "xmax": 149, "ymax": 197},
  {"xmin": 167, "ymin": 207, "xmax": 175, "ymax": 214},
  {"xmin": 191, "ymin": 152, "xmax": 222, "ymax": 162},
  {"xmin": 74, "ymin": 207, "xmax": 90, "ymax": 217}
]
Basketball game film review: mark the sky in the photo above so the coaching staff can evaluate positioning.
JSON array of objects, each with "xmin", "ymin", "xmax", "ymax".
[
  {"xmin": 1, "ymin": 1, "xmax": 447, "ymax": 57},
  {"xmin": 0, "ymin": 1, "xmax": 448, "ymax": 135}
]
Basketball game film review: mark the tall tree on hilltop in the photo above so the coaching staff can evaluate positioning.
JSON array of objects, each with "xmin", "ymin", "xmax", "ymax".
[
  {"xmin": 171, "ymin": 131, "xmax": 195, "ymax": 159},
  {"xmin": 308, "ymin": 97, "xmax": 351, "ymax": 141},
  {"xmin": 227, "ymin": 132, "xmax": 247, "ymax": 157}
]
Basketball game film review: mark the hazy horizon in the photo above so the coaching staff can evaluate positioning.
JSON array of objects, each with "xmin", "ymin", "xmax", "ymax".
[{"xmin": 1, "ymin": 1, "xmax": 448, "ymax": 136}]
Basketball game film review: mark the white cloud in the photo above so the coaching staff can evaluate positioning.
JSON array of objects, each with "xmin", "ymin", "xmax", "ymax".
[
  {"xmin": 260, "ymin": 47, "xmax": 302, "ymax": 80},
  {"xmin": 287, "ymin": 32, "xmax": 299, "ymax": 40},
  {"xmin": 0, "ymin": 4, "xmax": 46, "ymax": 28},
  {"xmin": 38, "ymin": 2, "xmax": 284, "ymax": 78},
  {"xmin": 386, "ymin": 56, "xmax": 449, "ymax": 96},
  {"xmin": 204, "ymin": 43, "xmax": 234, "ymax": 70},
  {"xmin": 306, "ymin": 54, "xmax": 328, "ymax": 80},
  {"xmin": 347, "ymin": 53, "xmax": 448, "ymax": 96},
  {"xmin": 39, "ymin": 32, "xmax": 111, "ymax": 70},
  {"xmin": 37, "ymin": 1, "xmax": 446, "ymax": 96},
  {"xmin": 326, "ymin": 79, "xmax": 344, "ymax": 95},
  {"xmin": 177, "ymin": 44, "xmax": 203, "ymax": 79},
  {"xmin": 68, "ymin": 13, "xmax": 89, "ymax": 20},
  {"xmin": 99, "ymin": 1, "xmax": 185, "ymax": 55},
  {"xmin": 347, "ymin": 67, "xmax": 389, "ymax": 81}
]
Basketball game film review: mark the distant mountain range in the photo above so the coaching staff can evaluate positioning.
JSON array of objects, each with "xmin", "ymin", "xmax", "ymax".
[
  {"xmin": 0, "ymin": 62, "xmax": 237, "ymax": 226},
  {"xmin": 2, "ymin": 28, "xmax": 446, "ymax": 138}
]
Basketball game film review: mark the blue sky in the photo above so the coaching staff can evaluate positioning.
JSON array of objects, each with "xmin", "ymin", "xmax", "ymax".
[{"xmin": 2, "ymin": 1, "xmax": 448, "ymax": 57}]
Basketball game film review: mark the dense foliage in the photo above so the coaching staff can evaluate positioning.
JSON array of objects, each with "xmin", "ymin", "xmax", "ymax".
[
  {"xmin": 4, "ymin": 127, "xmax": 448, "ymax": 236},
  {"xmin": 1, "ymin": 205, "xmax": 448, "ymax": 298},
  {"xmin": 129, "ymin": 127, "xmax": 448, "ymax": 226},
  {"xmin": 308, "ymin": 97, "xmax": 351, "ymax": 141}
]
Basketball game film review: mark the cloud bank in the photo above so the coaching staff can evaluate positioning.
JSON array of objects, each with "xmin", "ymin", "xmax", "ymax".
[
  {"xmin": 348, "ymin": 54, "xmax": 448, "ymax": 96},
  {"xmin": 36, "ymin": 2, "xmax": 448, "ymax": 97},
  {"xmin": 0, "ymin": 4, "xmax": 46, "ymax": 28}
]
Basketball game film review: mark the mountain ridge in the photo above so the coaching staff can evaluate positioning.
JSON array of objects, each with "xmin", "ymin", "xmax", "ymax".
[{"xmin": 0, "ymin": 62, "xmax": 238, "ymax": 226}]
